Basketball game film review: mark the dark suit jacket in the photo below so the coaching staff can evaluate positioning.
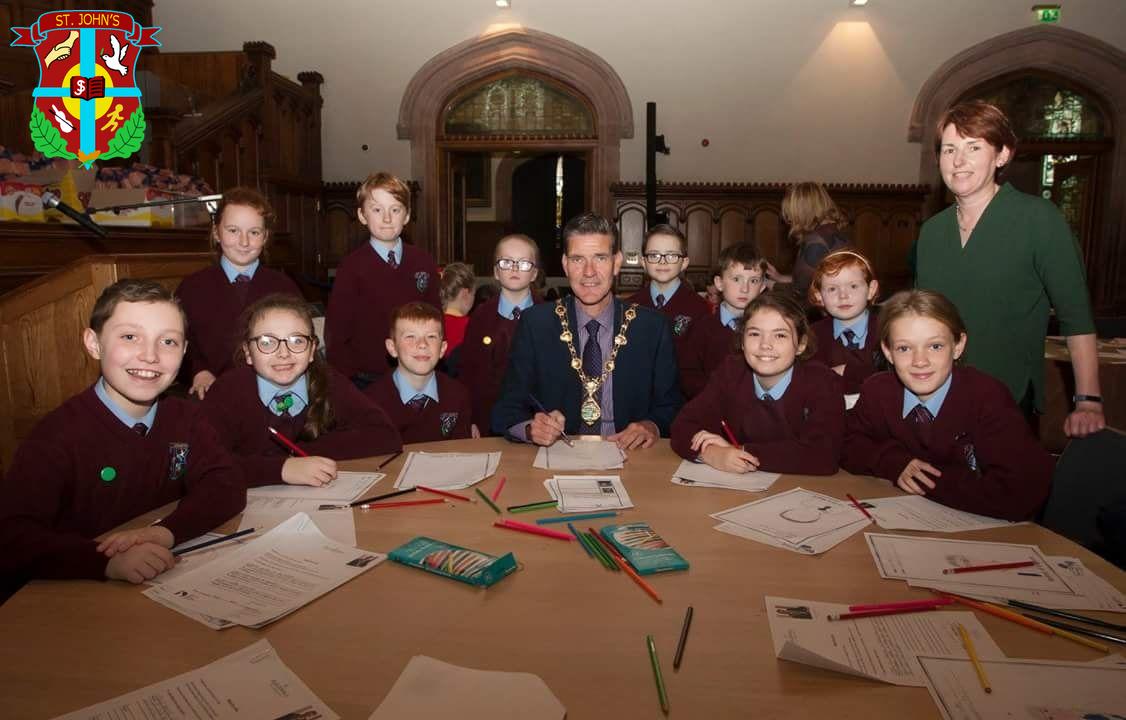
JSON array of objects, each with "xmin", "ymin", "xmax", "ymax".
[{"xmin": 491, "ymin": 296, "xmax": 683, "ymax": 436}]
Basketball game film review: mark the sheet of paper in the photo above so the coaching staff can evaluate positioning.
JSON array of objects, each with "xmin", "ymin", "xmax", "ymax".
[
  {"xmin": 670, "ymin": 459, "xmax": 780, "ymax": 492},
  {"xmin": 865, "ymin": 533, "xmax": 1079, "ymax": 600},
  {"xmin": 860, "ymin": 495, "xmax": 1019, "ymax": 533},
  {"xmin": 239, "ymin": 507, "xmax": 357, "ymax": 546},
  {"xmin": 543, "ymin": 475, "xmax": 634, "ymax": 512},
  {"xmin": 917, "ymin": 655, "xmax": 1126, "ymax": 720},
  {"xmin": 713, "ymin": 517, "xmax": 867, "ymax": 555},
  {"xmin": 248, "ymin": 470, "xmax": 383, "ymax": 503},
  {"xmin": 51, "ymin": 639, "xmax": 338, "ymax": 720},
  {"xmin": 148, "ymin": 532, "xmax": 255, "ymax": 587},
  {"xmin": 394, "ymin": 452, "xmax": 501, "ymax": 490},
  {"xmin": 711, "ymin": 488, "xmax": 870, "ymax": 550},
  {"xmin": 533, "ymin": 439, "xmax": 624, "ymax": 470},
  {"xmin": 368, "ymin": 655, "xmax": 565, "ymax": 720},
  {"xmin": 764, "ymin": 596, "xmax": 1003, "ymax": 687},
  {"xmin": 143, "ymin": 513, "xmax": 384, "ymax": 629}
]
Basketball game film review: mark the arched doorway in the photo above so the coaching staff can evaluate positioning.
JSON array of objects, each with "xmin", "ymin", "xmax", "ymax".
[
  {"xmin": 908, "ymin": 26, "xmax": 1126, "ymax": 312},
  {"xmin": 397, "ymin": 27, "xmax": 633, "ymax": 267}
]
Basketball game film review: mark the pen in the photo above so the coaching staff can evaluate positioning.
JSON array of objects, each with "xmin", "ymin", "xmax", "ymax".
[
  {"xmin": 529, "ymin": 394, "xmax": 575, "ymax": 447},
  {"xmin": 535, "ymin": 511, "xmax": 618, "ymax": 525},
  {"xmin": 173, "ymin": 528, "xmax": 256, "ymax": 556},
  {"xmin": 377, "ymin": 451, "xmax": 403, "ymax": 469},
  {"xmin": 267, "ymin": 426, "xmax": 308, "ymax": 457},
  {"xmin": 943, "ymin": 560, "xmax": 1036, "ymax": 574},
  {"xmin": 475, "ymin": 487, "xmax": 502, "ymax": 515},
  {"xmin": 506, "ymin": 500, "xmax": 558, "ymax": 513},
  {"xmin": 720, "ymin": 419, "xmax": 739, "ymax": 446},
  {"xmin": 1006, "ymin": 599, "xmax": 1126, "ymax": 633},
  {"xmin": 673, "ymin": 606, "xmax": 693, "ymax": 670},
  {"xmin": 845, "ymin": 493, "xmax": 873, "ymax": 520},
  {"xmin": 647, "ymin": 635, "xmax": 669, "ymax": 714},
  {"xmin": 417, "ymin": 485, "xmax": 474, "ymax": 503},
  {"xmin": 957, "ymin": 623, "xmax": 992, "ymax": 694}
]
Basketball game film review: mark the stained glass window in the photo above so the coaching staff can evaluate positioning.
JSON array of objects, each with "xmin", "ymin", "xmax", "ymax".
[
  {"xmin": 974, "ymin": 76, "xmax": 1104, "ymax": 140},
  {"xmin": 443, "ymin": 75, "xmax": 593, "ymax": 136}
]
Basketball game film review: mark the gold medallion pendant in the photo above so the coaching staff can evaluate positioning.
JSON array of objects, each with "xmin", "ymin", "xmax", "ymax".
[
  {"xmin": 553, "ymin": 299, "xmax": 639, "ymax": 427},
  {"xmin": 581, "ymin": 398, "xmax": 602, "ymax": 424}
]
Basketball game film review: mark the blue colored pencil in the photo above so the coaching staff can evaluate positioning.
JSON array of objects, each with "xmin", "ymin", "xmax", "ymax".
[
  {"xmin": 567, "ymin": 522, "xmax": 594, "ymax": 557},
  {"xmin": 537, "ymin": 511, "xmax": 618, "ymax": 525}
]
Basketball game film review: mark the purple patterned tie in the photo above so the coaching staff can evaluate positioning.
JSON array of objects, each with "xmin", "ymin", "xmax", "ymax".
[
  {"xmin": 234, "ymin": 274, "xmax": 251, "ymax": 284},
  {"xmin": 582, "ymin": 319, "xmax": 602, "ymax": 406},
  {"xmin": 408, "ymin": 393, "xmax": 429, "ymax": 412},
  {"xmin": 909, "ymin": 404, "xmax": 934, "ymax": 424},
  {"xmin": 387, "ymin": 250, "xmax": 398, "ymax": 269},
  {"xmin": 511, "ymin": 306, "xmax": 521, "ymax": 321}
]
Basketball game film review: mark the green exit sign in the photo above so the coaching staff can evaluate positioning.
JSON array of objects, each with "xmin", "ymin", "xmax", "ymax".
[{"xmin": 1033, "ymin": 4, "xmax": 1061, "ymax": 23}]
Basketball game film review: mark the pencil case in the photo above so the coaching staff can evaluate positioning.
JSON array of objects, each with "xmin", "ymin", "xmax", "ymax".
[
  {"xmin": 600, "ymin": 523, "xmax": 689, "ymax": 575},
  {"xmin": 388, "ymin": 536, "xmax": 518, "ymax": 588}
]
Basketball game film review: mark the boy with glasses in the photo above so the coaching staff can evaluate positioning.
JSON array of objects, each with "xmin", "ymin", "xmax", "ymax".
[{"xmin": 628, "ymin": 224, "xmax": 710, "ymax": 358}]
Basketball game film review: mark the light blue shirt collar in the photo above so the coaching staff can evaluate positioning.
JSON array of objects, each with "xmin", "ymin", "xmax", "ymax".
[
  {"xmin": 650, "ymin": 278, "xmax": 681, "ymax": 305},
  {"xmin": 753, "ymin": 367, "xmax": 794, "ymax": 401},
  {"xmin": 393, "ymin": 368, "xmax": 439, "ymax": 405},
  {"xmin": 369, "ymin": 237, "xmax": 403, "ymax": 265},
  {"xmin": 497, "ymin": 292, "xmax": 534, "ymax": 320},
  {"xmin": 256, "ymin": 374, "xmax": 309, "ymax": 416},
  {"xmin": 902, "ymin": 373, "xmax": 953, "ymax": 418},
  {"xmin": 833, "ymin": 310, "xmax": 870, "ymax": 345},
  {"xmin": 219, "ymin": 256, "xmax": 259, "ymax": 283},
  {"xmin": 95, "ymin": 377, "xmax": 158, "ymax": 430},
  {"xmin": 719, "ymin": 302, "xmax": 741, "ymax": 330}
]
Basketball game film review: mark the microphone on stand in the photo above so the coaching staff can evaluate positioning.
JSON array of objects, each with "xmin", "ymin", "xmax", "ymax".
[{"xmin": 41, "ymin": 191, "xmax": 109, "ymax": 238}]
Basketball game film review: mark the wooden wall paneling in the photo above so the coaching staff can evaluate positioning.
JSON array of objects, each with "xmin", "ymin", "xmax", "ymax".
[
  {"xmin": 751, "ymin": 207, "xmax": 784, "ymax": 263},
  {"xmin": 717, "ymin": 206, "xmax": 750, "ymax": 255}
]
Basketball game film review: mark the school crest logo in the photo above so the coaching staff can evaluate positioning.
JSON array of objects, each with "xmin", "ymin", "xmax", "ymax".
[
  {"xmin": 439, "ymin": 412, "xmax": 458, "ymax": 438},
  {"xmin": 11, "ymin": 10, "xmax": 160, "ymax": 167},
  {"xmin": 672, "ymin": 314, "xmax": 692, "ymax": 337},
  {"xmin": 414, "ymin": 271, "xmax": 430, "ymax": 294},
  {"xmin": 167, "ymin": 442, "xmax": 189, "ymax": 482}
]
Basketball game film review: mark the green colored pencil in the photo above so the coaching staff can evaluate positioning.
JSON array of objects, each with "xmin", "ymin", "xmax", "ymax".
[
  {"xmin": 586, "ymin": 531, "xmax": 617, "ymax": 570},
  {"xmin": 584, "ymin": 533, "xmax": 612, "ymax": 569},
  {"xmin": 647, "ymin": 634, "xmax": 669, "ymax": 714},
  {"xmin": 474, "ymin": 487, "xmax": 502, "ymax": 515},
  {"xmin": 506, "ymin": 500, "xmax": 558, "ymax": 513}
]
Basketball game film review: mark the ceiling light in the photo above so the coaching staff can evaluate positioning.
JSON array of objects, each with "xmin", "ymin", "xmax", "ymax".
[
  {"xmin": 496, "ymin": 0, "xmax": 511, "ymax": 7},
  {"xmin": 849, "ymin": 0, "xmax": 869, "ymax": 6}
]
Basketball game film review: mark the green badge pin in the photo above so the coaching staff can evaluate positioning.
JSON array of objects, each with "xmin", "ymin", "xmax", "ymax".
[{"xmin": 100, "ymin": 466, "xmax": 117, "ymax": 483}]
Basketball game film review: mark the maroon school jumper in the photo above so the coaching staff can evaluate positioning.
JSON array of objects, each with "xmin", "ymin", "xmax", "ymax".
[
  {"xmin": 842, "ymin": 366, "xmax": 1053, "ymax": 521},
  {"xmin": 459, "ymin": 296, "xmax": 540, "ymax": 434},
  {"xmin": 628, "ymin": 281, "xmax": 711, "ymax": 359},
  {"xmin": 671, "ymin": 356, "xmax": 845, "ymax": 475},
  {"xmin": 202, "ymin": 365, "xmax": 401, "ymax": 487},
  {"xmin": 366, "ymin": 372, "xmax": 474, "ymax": 444},
  {"xmin": 809, "ymin": 312, "xmax": 881, "ymax": 395},
  {"xmin": 176, "ymin": 264, "xmax": 301, "ymax": 381},
  {"xmin": 325, "ymin": 242, "xmax": 441, "ymax": 380},
  {"xmin": 677, "ymin": 311, "xmax": 739, "ymax": 399},
  {"xmin": 0, "ymin": 386, "xmax": 246, "ymax": 581}
]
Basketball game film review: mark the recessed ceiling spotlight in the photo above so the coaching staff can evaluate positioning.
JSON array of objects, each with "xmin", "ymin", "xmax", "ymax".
[
  {"xmin": 850, "ymin": 0, "xmax": 869, "ymax": 6},
  {"xmin": 496, "ymin": 0, "xmax": 511, "ymax": 7}
]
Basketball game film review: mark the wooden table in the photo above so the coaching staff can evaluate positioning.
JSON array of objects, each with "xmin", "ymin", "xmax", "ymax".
[{"xmin": 1, "ymin": 439, "xmax": 1123, "ymax": 719}]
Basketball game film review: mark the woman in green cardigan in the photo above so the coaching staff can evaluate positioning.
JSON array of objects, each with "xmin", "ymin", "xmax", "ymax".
[{"xmin": 914, "ymin": 100, "xmax": 1104, "ymax": 438}]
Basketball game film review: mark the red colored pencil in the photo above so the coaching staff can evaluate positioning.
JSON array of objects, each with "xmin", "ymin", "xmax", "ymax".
[
  {"xmin": 267, "ymin": 426, "xmax": 308, "ymax": 457},
  {"xmin": 416, "ymin": 485, "xmax": 474, "ymax": 503},
  {"xmin": 720, "ymin": 419, "xmax": 739, "ymax": 446},
  {"xmin": 849, "ymin": 598, "xmax": 954, "ymax": 613},
  {"xmin": 846, "ymin": 493, "xmax": 873, "ymax": 520},
  {"xmin": 359, "ymin": 498, "xmax": 445, "ymax": 510},
  {"xmin": 828, "ymin": 606, "xmax": 940, "ymax": 621},
  {"xmin": 943, "ymin": 560, "xmax": 1036, "ymax": 575},
  {"xmin": 493, "ymin": 518, "xmax": 573, "ymax": 541},
  {"xmin": 588, "ymin": 527, "xmax": 662, "ymax": 605},
  {"xmin": 491, "ymin": 476, "xmax": 507, "ymax": 502}
]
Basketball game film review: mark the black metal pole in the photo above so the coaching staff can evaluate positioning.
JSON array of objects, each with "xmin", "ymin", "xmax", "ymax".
[{"xmin": 646, "ymin": 102, "xmax": 657, "ymax": 228}]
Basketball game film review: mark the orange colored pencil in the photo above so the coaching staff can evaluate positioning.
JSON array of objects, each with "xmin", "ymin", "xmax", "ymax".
[
  {"xmin": 936, "ymin": 592, "xmax": 1052, "ymax": 634},
  {"xmin": 589, "ymin": 527, "xmax": 662, "ymax": 605}
]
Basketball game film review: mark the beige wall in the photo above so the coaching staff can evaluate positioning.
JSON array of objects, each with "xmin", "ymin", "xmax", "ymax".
[{"xmin": 153, "ymin": 0, "xmax": 1126, "ymax": 185}]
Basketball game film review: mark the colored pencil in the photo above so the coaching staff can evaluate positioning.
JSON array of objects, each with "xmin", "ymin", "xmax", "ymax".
[
  {"xmin": 1019, "ymin": 614, "xmax": 1117, "ymax": 651},
  {"xmin": 529, "ymin": 394, "xmax": 575, "ymax": 447},
  {"xmin": 359, "ymin": 498, "xmax": 445, "ymax": 510},
  {"xmin": 491, "ymin": 476, "xmax": 507, "ymax": 501},
  {"xmin": 957, "ymin": 623, "xmax": 992, "ymax": 694},
  {"xmin": 586, "ymin": 531, "xmax": 617, "ymax": 570},
  {"xmin": 535, "ymin": 511, "xmax": 618, "ymax": 525},
  {"xmin": 647, "ymin": 635, "xmax": 669, "ymax": 714},
  {"xmin": 267, "ymin": 426, "xmax": 308, "ymax": 457},
  {"xmin": 377, "ymin": 451, "xmax": 402, "ymax": 469},
  {"xmin": 1006, "ymin": 599, "xmax": 1126, "ymax": 633},
  {"xmin": 475, "ymin": 487, "xmax": 502, "ymax": 515},
  {"xmin": 589, "ymin": 527, "xmax": 662, "ymax": 604},
  {"xmin": 849, "ymin": 598, "xmax": 954, "ymax": 613},
  {"xmin": 943, "ymin": 560, "xmax": 1036, "ymax": 574},
  {"xmin": 506, "ymin": 500, "xmax": 558, "ymax": 513},
  {"xmin": 493, "ymin": 518, "xmax": 573, "ymax": 541},
  {"xmin": 173, "ymin": 528, "xmax": 255, "ymax": 557},
  {"xmin": 720, "ymin": 419, "xmax": 739, "ymax": 446},
  {"xmin": 417, "ymin": 485, "xmax": 474, "ymax": 503},
  {"xmin": 938, "ymin": 592, "xmax": 1052, "ymax": 634},
  {"xmin": 829, "ymin": 606, "xmax": 939, "ymax": 621},
  {"xmin": 344, "ymin": 487, "xmax": 416, "ymax": 508},
  {"xmin": 845, "ymin": 493, "xmax": 873, "ymax": 520},
  {"xmin": 673, "ymin": 606, "xmax": 693, "ymax": 670},
  {"xmin": 567, "ymin": 522, "xmax": 593, "ymax": 557}
]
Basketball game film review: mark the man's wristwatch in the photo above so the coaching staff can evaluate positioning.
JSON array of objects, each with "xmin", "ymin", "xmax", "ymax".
[{"xmin": 1072, "ymin": 394, "xmax": 1103, "ymax": 407}]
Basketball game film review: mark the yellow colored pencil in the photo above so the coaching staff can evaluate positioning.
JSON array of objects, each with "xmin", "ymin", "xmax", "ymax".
[{"xmin": 957, "ymin": 623, "xmax": 992, "ymax": 694}]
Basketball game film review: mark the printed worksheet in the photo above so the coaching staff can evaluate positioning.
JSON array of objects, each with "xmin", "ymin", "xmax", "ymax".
[
  {"xmin": 543, "ymin": 475, "xmax": 634, "ymax": 512},
  {"xmin": 533, "ymin": 439, "xmax": 624, "ymax": 470},
  {"xmin": 670, "ymin": 459, "xmax": 780, "ymax": 492},
  {"xmin": 395, "ymin": 452, "xmax": 501, "ymax": 490}
]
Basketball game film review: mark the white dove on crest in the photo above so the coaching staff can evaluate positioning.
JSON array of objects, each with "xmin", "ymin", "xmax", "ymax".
[{"xmin": 101, "ymin": 35, "xmax": 129, "ymax": 76}]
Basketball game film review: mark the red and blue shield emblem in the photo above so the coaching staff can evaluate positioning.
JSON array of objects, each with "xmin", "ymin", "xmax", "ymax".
[{"xmin": 11, "ymin": 10, "xmax": 160, "ymax": 167}]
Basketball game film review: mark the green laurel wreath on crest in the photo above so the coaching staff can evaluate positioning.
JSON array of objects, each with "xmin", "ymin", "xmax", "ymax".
[
  {"xmin": 101, "ymin": 107, "xmax": 147, "ymax": 162},
  {"xmin": 29, "ymin": 106, "xmax": 77, "ymax": 159}
]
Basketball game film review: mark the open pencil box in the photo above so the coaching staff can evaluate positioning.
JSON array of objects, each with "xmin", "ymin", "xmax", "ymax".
[{"xmin": 388, "ymin": 536, "xmax": 518, "ymax": 588}]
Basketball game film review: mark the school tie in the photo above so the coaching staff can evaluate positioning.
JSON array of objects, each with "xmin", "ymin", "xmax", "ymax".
[
  {"xmin": 727, "ymin": 319, "xmax": 737, "ymax": 330},
  {"xmin": 909, "ymin": 404, "xmax": 934, "ymax": 424},
  {"xmin": 408, "ymin": 393, "xmax": 429, "ymax": 413},
  {"xmin": 273, "ymin": 393, "xmax": 294, "ymax": 416},
  {"xmin": 131, "ymin": 422, "xmax": 148, "ymax": 436},
  {"xmin": 387, "ymin": 250, "xmax": 398, "ymax": 269},
  {"xmin": 761, "ymin": 393, "xmax": 774, "ymax": 404},
  {"xmin": 582, "ymin": 319, "xmax": 603, "ymax": 406},
  {"xmin": 511, "ymin": 306, "xmax": 521, "ymax": 321},
  {"xmin": 234, "ymin": 273, "xmax": 251, "ymax": 284},
  {"xmin": 841, "ymin": 328, "xmax": 860, "ymax": 350},
  {"xmin": 655, "ymin": 293, "xmax": 666, "ymax": 309}
]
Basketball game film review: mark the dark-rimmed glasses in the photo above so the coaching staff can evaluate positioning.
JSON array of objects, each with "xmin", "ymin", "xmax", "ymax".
[
  {"xmin": 495, "ymin": 258, "xmax": 536, "ymax": 272},
  {"xmin": 643, "ymin": 252, "xmax": 687, "ymax": 264},
  {"xmin": 249, "ymin": 334, "xmax": 313, "ymax": 354}
]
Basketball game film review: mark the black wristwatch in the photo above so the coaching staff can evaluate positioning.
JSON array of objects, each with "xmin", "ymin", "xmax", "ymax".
[{"xmin": 1072, "ymin": 394, "xmax": 1103, "ymax": 406}]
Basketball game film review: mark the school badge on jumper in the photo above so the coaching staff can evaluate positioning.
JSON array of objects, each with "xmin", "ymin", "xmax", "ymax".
[
  {"xmin": 11, "ymin": 10, "xmax": 160, "ymax": 167},
  {"xmin": 167, "ymin": 442, "xmax": 189, "ymax": 482},
  {"xmin": 439, "ymin": 413, "xmax": 458, "ymax": 438},
  {"xmin": 414, "ymin": 271, "xmax": 430, "ymax": 294},
  {"xmin": 672, "ymin": 315, "xmax": 692, "ymax": 337}
]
